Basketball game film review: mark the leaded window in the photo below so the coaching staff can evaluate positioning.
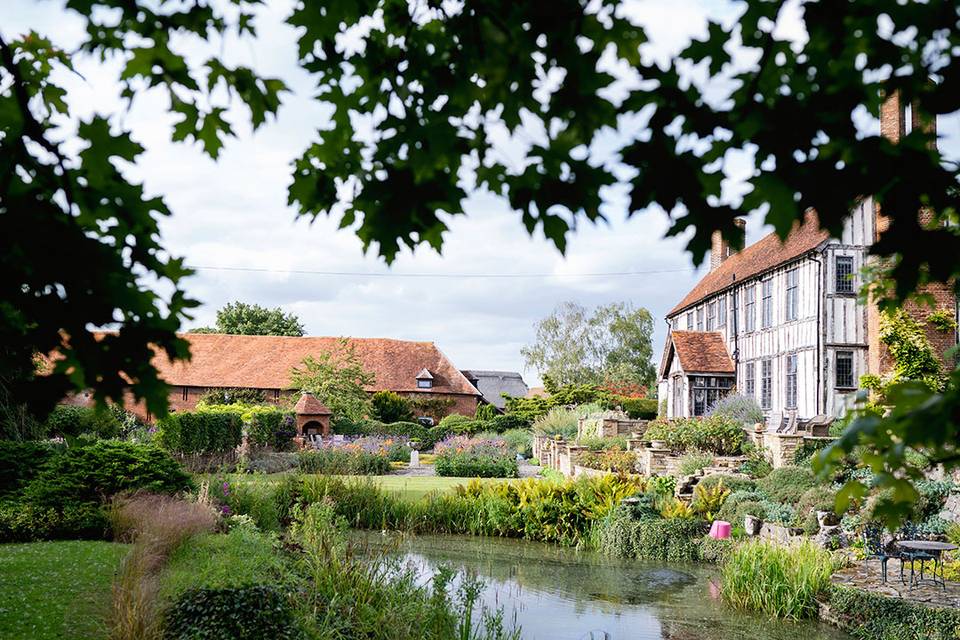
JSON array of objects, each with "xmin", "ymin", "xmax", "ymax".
[
  {"xmin": 686, "ymin": 312, "xmax": 693, "ymax": 330},
  {"xmin": 745, "ymin": 285, "xmax": 756, "ymax": 332},
  {"xmin": 696, "ymin": 307, "xmax": 704, "ymax": 331},
  {"xmin": 762, "ymin": 279, "xmax": 773, "ymax": 328},
  {"xmin": 690, "ymin": 375, "xmax": 735, "ymax": 416},
  {"xmin": 707, "ymin": 302, "xmax": 716, "ymax": 330},
  {"xmin": 836, "ymin": 256, "xmax": 854, "ymax": 293},
  {"xmin": 744, "ymin": 361, "xmax": 755, "ymax": 398},
  {"xmin": 785, "ymin": 354, "xmax": 798, "ymax": 409},
  {"xmin": 836, "ymin": 351, "xmax": 855, "ymax": 388},
  {"xmin": 717, "ymin": 295, "xmax": 727, "ymax": 327},
  {"xmin": 785, "ymin": 268, "xmax": 799, "ymax": 321},
  {"xmin": 761, "ymin": 359, "xmax": 772, "ymax": 409}
]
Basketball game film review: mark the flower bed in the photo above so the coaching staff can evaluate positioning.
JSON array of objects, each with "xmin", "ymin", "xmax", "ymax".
[
  {"xmin": 577, "ymin": 447, "xmax": 637, "ymax": 474},
  {"xmin": 434, "ymin": 435, "xmax": 518, "ymax": 478},
  {"xmin": 297, "ymin": 437, "xmax": 397, "ymax": 475},
  {"xmin": 642, "ymin": 415, "xmax": 746, "ymax": 456}
]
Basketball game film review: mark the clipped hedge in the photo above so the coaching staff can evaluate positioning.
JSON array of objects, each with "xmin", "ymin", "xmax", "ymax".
[
  {"xmin": 163, "ymin": 585, "xmax": 299, "ymax": 640},
  {"xmin": 618, "ymin": 397, "xmax": 658, "ymax": 420},
  {"xmin": 244, "ymin": 406, "xmax": 297, "ymax": 450},
  {"xmin": 156, "ymin": 406, "xmax": 244, "ymax": 454},
  {"xmin": 826, "ymin": 585, "xmax": 960, "ymax": 640},
  {"xmin": 0, "ymin": 500, "xmax": 109, "ymax": 542}
]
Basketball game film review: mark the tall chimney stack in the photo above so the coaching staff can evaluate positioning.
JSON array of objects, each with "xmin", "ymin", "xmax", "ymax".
[{"xmin": 710, "ymin": 218, "xmax": 746, "ymax": 272}]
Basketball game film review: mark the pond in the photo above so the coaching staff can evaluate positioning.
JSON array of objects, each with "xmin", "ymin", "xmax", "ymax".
[{"xmin": 363, "ymin": 533, "xmax": 850, "ymax": 640}]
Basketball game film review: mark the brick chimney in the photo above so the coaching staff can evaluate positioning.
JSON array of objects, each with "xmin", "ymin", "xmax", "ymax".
[{"xmin": 710, "ymin": 219, "xmax": 746, "ymax": 272}]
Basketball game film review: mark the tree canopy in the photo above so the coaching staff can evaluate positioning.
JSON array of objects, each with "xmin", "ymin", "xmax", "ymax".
[
  {"xmin": 191, "ymin": 302, "xmax": 305, "ymax": 337},
  {"xmin": 522, "ymin": 301, "xmax": 655, "ymax": 388},
  {"xmin": 288, "ymin": 339, "xmax": 375, "ymax": 427},
  {"xmin": 2, "ymin": 1, "xmax": 960, "ymax": 519}
]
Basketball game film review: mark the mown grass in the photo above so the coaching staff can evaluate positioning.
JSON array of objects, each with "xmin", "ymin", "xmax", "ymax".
[{"xmin": 0, "ymin": 540, "xmax": 128, "ymax": 640}]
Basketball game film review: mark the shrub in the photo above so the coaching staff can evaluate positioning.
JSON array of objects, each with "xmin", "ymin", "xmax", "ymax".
[
  {"xmin": 434, "ymin": 436, "xmax": 518, "ymax": 478},
  {"xmin": 474, "ymin": 403, "xmax": 498, "ymax": 420},
  {"xmin": 501, "ymin": 428, "xmax": 533, "ymax": 458},
  {"xmin": 700, "ymin": 536, "xmax": 735, "ymax": 563},
  {"xmin": 646, "ymin": 474, "xmax": 676, "ymax": 498},
  {"xmin": 913, "ymin": 479, "xmax": 954, "ymax": 521},
  {"xmin": 660, "ymin": 498, "xmax": 695, "ymax": 519},
  {"xmin": 197, "ymin": 388, "xmax": 267, "ymax": 406},
  {"xmin": 706, "ymin": 394, "xmax": 764, "ymax": 426},
  {"xmin": 0, "ymin": 500, "xmax": 109, "ymax": 542},
  {"xmin": 44, "ymin": 405, "xmax": 121, "ymax": 439},
  {"xmin": 691, "ymin": 478, "xmax": 730, "ymax": 520},
  {"xmin": 211, "ymin": 479, "xmax": 282, "ymax": 532},
  {"xmin": 722, "ymin": 540, "xmax": 835, "ymax": 620},
  {"xmin": 616, "ymin": 396, "xmax": 658, "ymax": 420},
  {"xmin": 438, "ymin": 413, "xmax": 474, "ymax": 429},
  {"xmin": 297, "ymin": 438, "xmax": 392, "ymax": 475},
  {"xmin": 643, "ymin": 415, "xmax": 745, "ymax": 455},
  {"xmin": 0, "ymin": 440, "xmax": 57, "ymax": 496},
  {"xmin": 155, "ymin": 406, "xmax": 244, "ymax": 454},
  {"xmin": 697, "ymin": 473, "xmax": 756, "ymax": 495},
  {"xmin": 577, "ymin": 435, "xmax": 629, "ymax": 451},
  {"xmin": 592, "ymin": 507, "xmax": 708, "ymax": 562},
  {"xmin": 371, "ymin": 391, "xmax": 414, "ymax": 423},
  {"xmin": 244, "ymin": 406, "xmax": 297, "ymax": 450},
  {"xmin": 737, "ymin": 442, "xmax": 773, "ymax": 478},
  {"xmin": 531, "ymin": 407, "xmax": 579, "ymax": 440},
  {"xmin": 826, "ymin": 585, "xmax": 960, "ymax": 640},
  {"xmin": 23, "ymin": 441, "xmax": 192, "ymax": 507},
  {"xmin": 794, "ymin": 486, "xmax": 839, "ymax": 534},
  {"xmin": 677, "ymin": 449, "xmax": 714, "ymax": 476},
  {"xmin": 717, "ymin": 490, "xmax": 769, "ymax": 526},
  {"xmin": 484, "ymin": 413, "xmax": 527, "ymax": 433},
  {"xmin": 756, "ymin": 466, "xmax": 818, "ymax": 504},
  {"xmin": 578, "ymin": 448, "xmax": 637, "ymax": 474},
  {"xmin": 163, "ymin": 586, "xmax": 298, "ymax": 640},
  {"xmin": 792, "ymin": 438, "xmax": 833, "ymax": 465}
]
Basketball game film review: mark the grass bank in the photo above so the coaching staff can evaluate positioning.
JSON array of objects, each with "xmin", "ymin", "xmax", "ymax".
[{"xmin": 0, "ymin": 540, "xmax": 128, "ymax": 640}]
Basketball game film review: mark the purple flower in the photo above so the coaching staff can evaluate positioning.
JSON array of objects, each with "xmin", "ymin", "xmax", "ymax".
[
  {"xmin": 220, "ymin": 505, "xmax": 231, "ymax": 516},
  {"xmin": 222, "ymin": 482, "xmax": 230, "ymax": 495}
]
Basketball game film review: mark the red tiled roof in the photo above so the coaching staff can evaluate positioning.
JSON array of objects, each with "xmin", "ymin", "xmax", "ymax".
[
  {"xmin": 151, "ymin": 334, "xmax": 480, "ymax": 396},
  {"xmin": 669, "ymin": 211, "xmax": 829, "ymax": 316},
  {"xmin": 664, "ymin": 331, "xmax": 734, "ymax": 375},
  {"xmin": 294, "ymin": 393, "xmax": 331, "ymax": 415}
]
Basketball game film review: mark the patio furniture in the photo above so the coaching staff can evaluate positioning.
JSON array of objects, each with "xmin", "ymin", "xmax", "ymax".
[
  {"xmin": 803, "ymin": 414, "xmax": 834, "ymax": 437},
  {"xmin": 862, "ymin": 525, "xmax": 920, "ymax": 584},
  {"xmin": 897, "ymin": 540, "xmax": 958, "ymax": 591}
]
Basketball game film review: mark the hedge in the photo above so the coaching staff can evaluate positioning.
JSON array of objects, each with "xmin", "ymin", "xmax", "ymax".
[
  {"xmin": 244, "ymin": 406, "xmax": 297, "ymax": 450},
  {"xmin": 0, "ymin": 500, "xmax": 110, "ymax": 542},
  {"xmin": 156, "ymin": 406, "xmax": 244, "ymax": 454},
  {"xmin": 826, "ymin": 585, "xmax": 960, "ymax": 640},
  {"xmin": 0, "ymin": 441, "xmax": 57, "ymax": 497},
  {"xmin": 163, "ymin": 586, "xmax": 299, "ymax": 640},
  {"xmin": 43, "ymin": 405, "xmax": 120, "ymax": 439}
]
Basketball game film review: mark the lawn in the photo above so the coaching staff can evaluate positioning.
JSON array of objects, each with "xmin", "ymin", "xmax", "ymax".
[
  {"xmin": 0, "ymin": 540, "xmax": 128, "ymax": 640},
  {"xmin": 206, "ymin": 473, "xmax": 518, "ymax": 502}
]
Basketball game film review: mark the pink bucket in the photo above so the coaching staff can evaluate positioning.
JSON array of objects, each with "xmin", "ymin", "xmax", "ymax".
[{"xmin": 709, "ymin": 520, "xmax": 731, "ymax": 540}]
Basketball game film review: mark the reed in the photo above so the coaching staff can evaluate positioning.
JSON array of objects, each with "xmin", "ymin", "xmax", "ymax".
[{"xmin": 721, "ymin": 539, "xmax": 836, "ymax": 620}]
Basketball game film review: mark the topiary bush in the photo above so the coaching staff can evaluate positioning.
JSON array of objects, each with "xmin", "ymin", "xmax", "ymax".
[
  {"xmin": 156, "ymin": 406, "xmax": 244, "ymax": 454},
  {"xmin": 756, "ymin": 466, "xmax": 819, "ymax": 504},
  {"xmin": 22, "ymin": 441, "xmax": 192, "ymax": 507},
  {"xmin": 163, "ymin": 585, "xmax": 299, "ymax": 640},
  {"xmin": 43, "ymin": 405, "xmax": 120, "ymax": 439}
]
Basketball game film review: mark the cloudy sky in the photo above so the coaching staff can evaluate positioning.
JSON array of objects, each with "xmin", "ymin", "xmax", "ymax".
[{"xmin": 4, "ymin": 1, "xmax": 959, "ymax": 386}]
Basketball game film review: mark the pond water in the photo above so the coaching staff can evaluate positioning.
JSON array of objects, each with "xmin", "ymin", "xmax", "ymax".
[{"xmin": 362, "ymin": 533, "xmax": 850, "ymax": 640}]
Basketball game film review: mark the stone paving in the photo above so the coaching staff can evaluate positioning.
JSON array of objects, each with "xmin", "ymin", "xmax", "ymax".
[{"xmin": 832, "ymin": 558, "xmax": 960, "ymax": 608}]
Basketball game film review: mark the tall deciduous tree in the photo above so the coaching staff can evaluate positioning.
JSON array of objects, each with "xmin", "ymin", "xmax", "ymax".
[
  {"xmin": 193, "ymin": 302, "xmax": 305, "ymax": 337},
  {"xmin": 522, "ymin": 302, "xmax": 655, "ymax": 387},
  {"xmin": 288, "ymin": 339, "xmax": 375, "ymax": 426}
]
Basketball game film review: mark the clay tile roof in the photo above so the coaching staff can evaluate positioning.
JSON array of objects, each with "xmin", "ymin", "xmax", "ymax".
[
  {"xmin": 665, "ymin": 331, "xmax": 734, "ymax": 375},
  {"xmin": 415, "ymin": 368, "xmax": 433, "ymax": 380},
  {"xmin": 294, "ymin": 393, "xmax": 331, "ymax": 415},
  {"xmin": 669, "ymin": 211, "xmax": 829, "ymax": 316},
  {"xmin": 150, "ymin": 334, "xmax": 480, "ymax": 396}
]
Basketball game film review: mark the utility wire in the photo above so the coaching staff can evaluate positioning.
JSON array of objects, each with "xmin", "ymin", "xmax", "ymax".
[{"xmin": 187, "ymin": 264, "xmax": 699, "ymax": 279}]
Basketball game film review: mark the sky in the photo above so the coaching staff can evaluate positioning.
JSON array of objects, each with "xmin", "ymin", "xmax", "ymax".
[{"xmin": 4, "ymin": 1, "xmax": 959, "ymax": 387}]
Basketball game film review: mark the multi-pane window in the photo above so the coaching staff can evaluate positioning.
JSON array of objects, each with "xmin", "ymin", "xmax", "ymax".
[
  {"xmin": 785, "ymin": 268, "xmax": 799, "ymax": 321},
  {"xmin": 761, "ymin": 359, "xmax": 773, "ymax": 409},
  {"xmin": 836, "ymin": 351, "xmax": 855, "ymax": 388},
  {"xmin": 686, "ymin": 312, "xmax": 693, "ymax": 330},
  {"xmin": 745, "ymin": 285, "xmax": 756, "ymax": 332},
  {"xmin": 836, "ymin": 256, "xmax": 854, "ymax": 293},
  {"xmin": 744, "ymin": 361, "xmax": 756, "ymax": 398},
  {"xmin": 785, "ymin": 354, "xmax": 798, "ymax": 409},
  {"xmin": 762, "ymin": 279, "xmax": 773, "ymax": 328},
  {"xmin": 696, "ymin": 308, "xmax": 704, "ymax": 331},
  {"xmin": 690, "ymin": 375, "xmax": 735, "ymax": 416},
  {"xmin": 417, "ymin": 378, "xmax": 433, "ymax": 389},
  {"xmin": 717, "ymin": 295, "xmax": 727, "ymax": 327},
  {"xmin": 181, "ymin": 386, "xmax": 189, "ymax": 401},
  {"xmin": 706, "ymin": 302, "xmax": 716, "ymax": 330}
]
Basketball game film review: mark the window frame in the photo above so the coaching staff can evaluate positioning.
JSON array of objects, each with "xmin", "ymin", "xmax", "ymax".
[
  {"xmin": 785, "ymin": 268, "xmax": 799, "ymax": 321},
  {"xmin": 760, "ymin": 358, "xmax": 773, "ymax": 409},
  {"xmin": 835, "ymin": 255, "xmax": 855, "ymax": 294},
  {"xmin": 689, "ymin": 375, "xmax": 734, "ymax": 416},
  {"xmin": 761, "ymin": 278, "xmax": 773, "ymax": 328},
  {"xmin": 717, "ymin": 295, "xmax": 727, "ymax": 328},
  {"xmin": 835, "ymin": 350, "xmax": 855, "ymax": 389},
  {"xmin": 744, "ymin": 284, "xmax": 756, "ymax": 332},
  {"xmin": 696, "ymin": 307, "xmax": 704, "ymax": 332},
  {"xmin": 706, "ymin": 302, "xmax": 716, "ymax": 331},
  {"xmin": 686, "ymin": 311, "xmax": 693, "ymax": 330},
  {"xmin": 417, "ymin": 378, "xmax": 433, "ymax": 389},
  {"xmin": 785, "ymin": 354, "xmax": 798, "ymax": 409},
  {"xmin": 744, "ymin": 361, "xmax": 756, "ymax": 399}
]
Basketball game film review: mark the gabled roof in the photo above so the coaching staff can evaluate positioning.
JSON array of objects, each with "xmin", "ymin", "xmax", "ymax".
[
  {"xmin": 294, "ymin": 393, "xmax": 331, "ymax": 415},
  {"xmin": 660, "ymin": 331, "xmax": 734, "ymax": 378},
  {"xmin": 670, "ymin": 211, "xmax": 829, "ymax": 316},
  {"xmin": 151, "ymin": 334, "xmax": 479, "ymax": 396},
  {"xmin": 460, "ymin": 370, "xmax": 529, "ymax": 410},
  {"xmin": 415, "ymin": 368, "xmax": 433, "ymax": 380}
]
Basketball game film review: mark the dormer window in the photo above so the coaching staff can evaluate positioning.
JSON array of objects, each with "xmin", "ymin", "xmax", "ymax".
[{"xmin": 415, "ymin": 368, "xmax": 434, "ymax": 389}]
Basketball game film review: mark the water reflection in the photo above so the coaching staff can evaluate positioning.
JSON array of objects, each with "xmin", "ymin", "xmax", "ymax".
[{"xmin": 359, "ymin": 533, "xmax": 849, "ymax": 640}]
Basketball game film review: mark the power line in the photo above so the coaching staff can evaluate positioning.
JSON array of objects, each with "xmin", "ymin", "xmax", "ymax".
[{"xmin": 187, "ymin": 264, "xmax": 699, "ymax": 279}]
